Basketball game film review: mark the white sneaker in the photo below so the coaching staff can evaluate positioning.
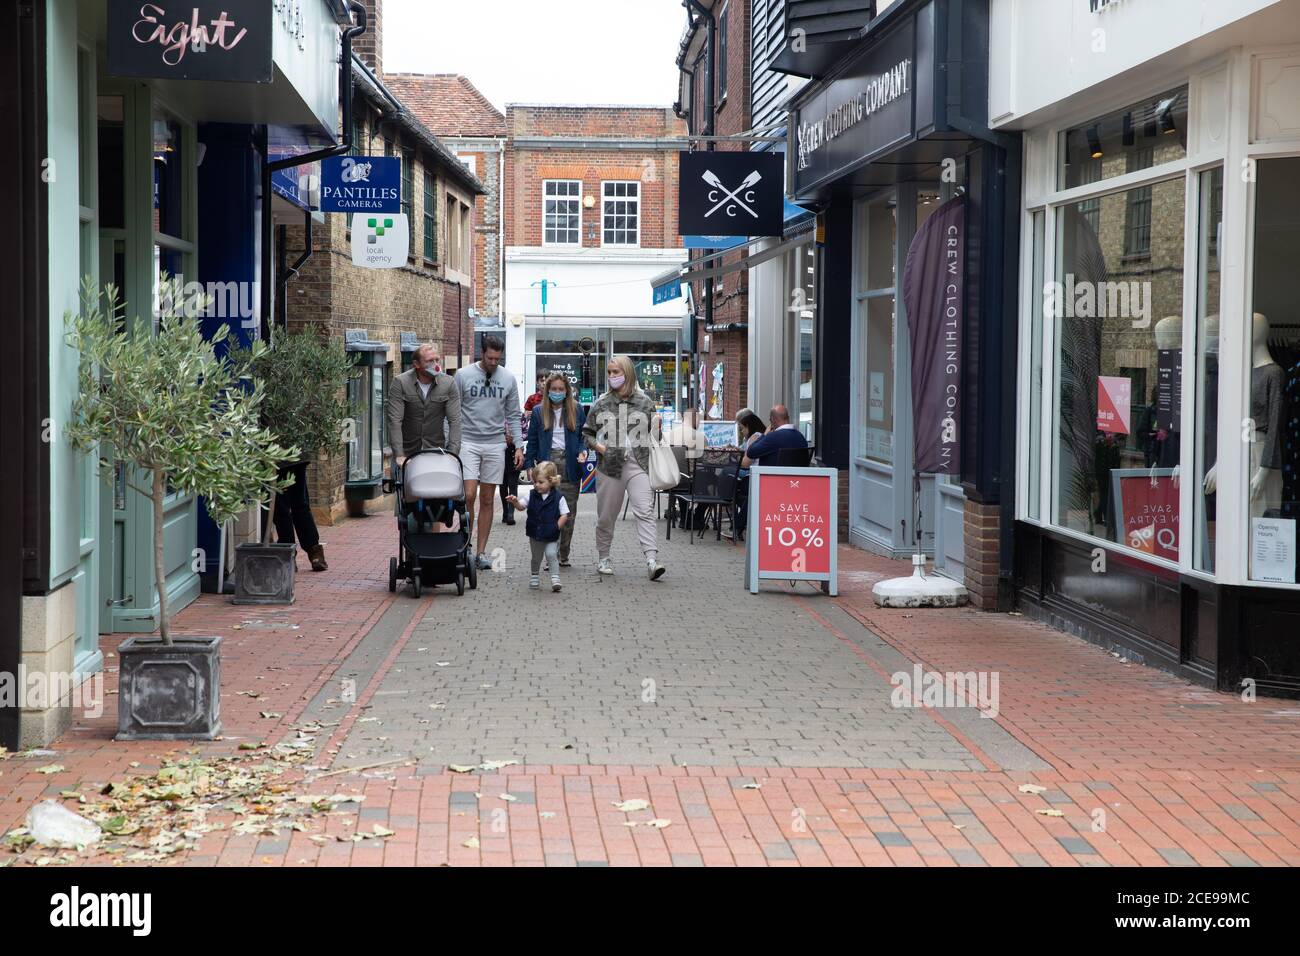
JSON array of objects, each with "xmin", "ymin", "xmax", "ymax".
[
  {"xmin": 597, "ymin": 557, "xmax": 614, "ymax": 576},
  {"xmin": 529, "ymin": 575, "xmax": 540, "ymax": 589},
  {"xmin": 551, "ymin": 576, "xmax": 562, "ymax": 592},
  {"xmin": 647, "ymin": 559, "xmax": 666, "ymax": 581}
]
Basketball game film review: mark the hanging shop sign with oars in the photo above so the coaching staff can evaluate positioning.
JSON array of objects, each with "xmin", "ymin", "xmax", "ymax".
[{"xmin": 678, "ymin": 151, "xmax": 785, "ymax": 239}]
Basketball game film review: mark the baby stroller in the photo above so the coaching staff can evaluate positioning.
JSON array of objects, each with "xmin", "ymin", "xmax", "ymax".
[{"xmin": 384, "ymin": 448, "xmax": 477, "ymax": 597}]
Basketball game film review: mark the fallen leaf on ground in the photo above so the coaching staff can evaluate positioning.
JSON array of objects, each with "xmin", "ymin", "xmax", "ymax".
[
  {"xmin": 612, "ymin": 799, "xmax": 650, "ymax": 813},
  {"xmin": 371, "ymin": 825, "xmax": 395, "ymax": 838},
  {"xmin": 462, "ymin": 836, "xmax": 480, "ymax": 849},
  {"xmin": 539, "ymin": 812, "xmax": 556, "ymax": 819},
  {"xmin": 1018, "ymin": 784, "xmax": 1047, "ymax": 794},
  {"xmin": 1035, "ymin": 809, "xmax": 1065, "ymax": 817},
  {"xmin": 498, "ymin": 793, "xmax": 517, "ymax": 802},
  {"xmin": 35, "ymin": 765, "xmax": 64, "ymax": 775},
  {"xmin": 448, "ymin": 765, "xmax": 476, "ymax": 774},
  {"xmin": 478, "ymin": 759, "xmax": 519, "ymax": 771},
  {"xmin": 646, "ymin": 819, "xmax": 672, "ymax": 828},
  {"xmin": 259, "ymin": 712, "xmax": 282, "ymax": 719}
]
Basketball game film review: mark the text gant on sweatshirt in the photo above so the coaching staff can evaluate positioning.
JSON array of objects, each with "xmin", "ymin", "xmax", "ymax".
[{"xmin": 455, "ymin": 363, "xmax": 523, "ymax": 445}]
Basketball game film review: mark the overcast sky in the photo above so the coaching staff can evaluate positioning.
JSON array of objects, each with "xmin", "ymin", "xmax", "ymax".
[{"xmin": 383, "ymin": 0, "xmax": 686, "ymax": 111}]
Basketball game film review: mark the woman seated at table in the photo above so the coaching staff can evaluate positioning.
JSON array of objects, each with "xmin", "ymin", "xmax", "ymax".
[{"xmin": 733, "ymin": 411, "xmax": 766, "ymax": 540}]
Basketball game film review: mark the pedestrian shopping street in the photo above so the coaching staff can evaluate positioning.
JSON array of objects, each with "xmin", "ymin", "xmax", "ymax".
[{"xmin": 3, "ymin": 500, "xmax": 1297, "ymax": 868}]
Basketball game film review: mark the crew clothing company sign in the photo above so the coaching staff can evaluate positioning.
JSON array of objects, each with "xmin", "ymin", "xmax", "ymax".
[
  {"xmin": 351, "ymin": 214, "xmax": 410, "ymax": 270},
  {"xmin": 320, "ymin": 156, "xmax": 402, "ymax": 213},
  {"xmin": 107, "ymin": 1, "xmax": 273, "ymax": 82},
  {"xmin": 678, "ymin": 151, "xmax": 784, "ymax": 238}
]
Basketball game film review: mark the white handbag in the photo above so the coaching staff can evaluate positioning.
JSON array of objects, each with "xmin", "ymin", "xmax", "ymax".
[{"xmin": 648, "ymin": 439, "xmax": 682, "ymax": 492}]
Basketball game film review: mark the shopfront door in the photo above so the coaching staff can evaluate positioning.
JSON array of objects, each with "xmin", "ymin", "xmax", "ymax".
[{"xmin": 850, "ymin": 184, "xmax": 963, "ymax": 564}]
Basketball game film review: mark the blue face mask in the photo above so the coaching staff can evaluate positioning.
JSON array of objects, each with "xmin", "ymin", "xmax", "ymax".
[{"xmin": 549, "ymin": 391, "xmax": 567, "ymax": 403}]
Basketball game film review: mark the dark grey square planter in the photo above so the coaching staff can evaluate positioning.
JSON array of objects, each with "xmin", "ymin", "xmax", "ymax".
[
  {"xmin": 233, "ymin": 542, "xmax": 297, "ymax": 605},
  {"xmin": 116, "ymin": 636, "xmax": 222, "ymax": 741}
]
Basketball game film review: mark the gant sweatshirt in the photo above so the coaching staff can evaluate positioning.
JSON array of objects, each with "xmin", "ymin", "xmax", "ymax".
[{"xmin": 455, "ymin": 363, "xmax": 523, "ymax": 446}]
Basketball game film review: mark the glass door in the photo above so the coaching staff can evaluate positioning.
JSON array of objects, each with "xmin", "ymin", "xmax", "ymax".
[{"xmin": 851, "ymin": 191, "xmax": 900, "ymax": 549}]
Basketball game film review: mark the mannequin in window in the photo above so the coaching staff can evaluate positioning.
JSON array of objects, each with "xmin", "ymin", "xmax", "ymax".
[{"xmin": 1202, "ymin": 313, "xmax": 1283, "ymax": 512}]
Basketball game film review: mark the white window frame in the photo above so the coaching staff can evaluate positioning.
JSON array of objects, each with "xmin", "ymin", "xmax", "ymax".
[
  {"xmin": 1014, "ymin": 51, "xmax": 1300, "ymax": 592},
  {"xmin": 543, "ymin": 179, "xmax": 582, "ymax": 246},
  {"xmin": 600, "ymin": 180, "xmax": 640, "ymax": 247}
]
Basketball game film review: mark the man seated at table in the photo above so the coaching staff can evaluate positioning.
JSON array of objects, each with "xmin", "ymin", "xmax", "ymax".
[{"xmin": 741, "ymin": 404, "xmax": 808, "ymax": 468}]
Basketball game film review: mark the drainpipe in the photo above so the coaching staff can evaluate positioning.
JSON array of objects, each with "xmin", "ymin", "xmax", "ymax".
[
  {"xmin": 497, "ymin": 136, "xmax": 505, "ymax": 343},
  {"xmin": 686, "ymin": 0, "xmax": 715, "ymax": 414},
  {"xmin": 259, "ymin": 0, "xmax": 367, "ymax": 342}
]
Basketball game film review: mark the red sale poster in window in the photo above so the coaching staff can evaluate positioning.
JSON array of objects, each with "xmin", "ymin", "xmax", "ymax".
[
  {"xmin": 747, "ymin": 466, "xmax": 838, "ymax": 595},
  {"xmin": 1116, "ymin": 471, "xmax": 1179, "ymax": 561},
  {"xmin": 1097, "ymin": 376, "xmax": 1132, "ymax": 434}
]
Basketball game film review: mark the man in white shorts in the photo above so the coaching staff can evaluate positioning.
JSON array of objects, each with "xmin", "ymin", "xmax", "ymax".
[{"xmin": 455, "ymin": 336, "xmax": 523, "ymax": 569}]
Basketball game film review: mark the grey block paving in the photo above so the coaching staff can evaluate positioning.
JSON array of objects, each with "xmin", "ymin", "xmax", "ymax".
[{"xmin": 335, "ymin": 497, "xmax": 995, "ymax": 770}]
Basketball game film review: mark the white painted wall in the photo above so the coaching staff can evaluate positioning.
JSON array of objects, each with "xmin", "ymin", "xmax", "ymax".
[{"xmin": 989, "ymin": 0, "xmax": 1296, "ymax": 128}]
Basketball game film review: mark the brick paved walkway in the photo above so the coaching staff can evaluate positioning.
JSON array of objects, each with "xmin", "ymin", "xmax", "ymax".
[{"xmin": 2, "ymin": 498, "xmax": 1298, "ymax": 867}]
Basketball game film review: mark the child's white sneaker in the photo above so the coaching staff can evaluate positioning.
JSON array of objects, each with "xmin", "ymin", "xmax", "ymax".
[
  {"xmin": 529, "ymin": 574, "xmax": 540, "ymax": 589},
  {"xmin": 647, "ymin": 558, "xmax": 666, "ymax": 581},
  {"xmin": 551, "ymin": 576, "xmax": 562, "ymax": 592},
  {"xmin": 597, "ymin": 557, "xmax": 614, "ymax": 576}
]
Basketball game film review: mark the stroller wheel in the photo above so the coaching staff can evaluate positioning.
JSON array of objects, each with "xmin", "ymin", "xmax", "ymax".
[
  {"xmin": 467, "ymin": 555, "xmax": 478, "ymax": 590},
  {"xmin": 410, "ymin": 570, "xmax": 421, "ymax": 598},
  {"xmin": 456, "ymin": 573, "xmax": 465, "ymax": 596},
  {"xmin": 388, "ymin": 557, "xmax": 397, "ymax": 593}
]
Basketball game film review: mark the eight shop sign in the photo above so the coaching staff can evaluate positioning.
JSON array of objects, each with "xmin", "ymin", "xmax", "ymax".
[
  {"xmin": 320, "ymin": 156, "xmax": 402, "ymax": 213},
  {"xmin": 107, "ymin": 0, "xmax": 273, "ymax": 82},
  {"xmin": 678, "ymin": 151, "xmax": 784, "ymax": 238}
]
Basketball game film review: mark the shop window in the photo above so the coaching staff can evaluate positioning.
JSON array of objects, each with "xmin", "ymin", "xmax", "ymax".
[
  {"xmin": 535, "ymin": 329, "xmax": 607, "ymax": 400},
  {"xmin": 345, "ymin": 346, "xmax": 387, "ymax": 486},
  {"xmin": 1027, "ymin": 210, "xmax": 1046, "ymax": 521},
  {"xmin": 543, "ymin": 180, "xmax": 581, "ymax": 245},
  {"xmin": 152, "ymin": 112, "xmax": 184, "ymax": 239},
  {"xmin": 788, "ymin": 241, "xmax": 818, "ymax": 444},
  {"xmin": 1248, "ymin": 158, "xmax": 1300, "ymax": 585},
  {"xmin": 1051, "ymin": 176, "xmax": 1185, "ymax": 560},
  {"xmin": 1194, "ymin": 167, "xmax": 1223, "ymax": 573},
  {"xmin": 97, "ymin": 96, "xmax": 125, "ymax": 231},
  {"xmin": 615, "ymin": 334, "xmax": 677, "ymax": 410},
  {"xmin": 856, "ymin": 195, "xmax": 897, "ymax": 464},
  {"xmin": 1059, "ymin": 88, "xmax": 1187, "ymax": 191}
]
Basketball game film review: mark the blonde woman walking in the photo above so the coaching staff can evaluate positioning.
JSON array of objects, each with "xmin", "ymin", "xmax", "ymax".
[{"xmin": 582, "ymin": 355, "xmax": 666, "ymax": 580}]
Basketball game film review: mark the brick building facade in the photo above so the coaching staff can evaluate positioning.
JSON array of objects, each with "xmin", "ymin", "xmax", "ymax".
[
  {"xmin": 500, "ymin": 105, "xmax": 690, "ymax": 409},
  {"xmin": 282, "ymin": 9, "xmax": 484, "ymax": 525},
  {"xmin": 678, "ymin": 0, "xmax": 754, "ymax": 420}
]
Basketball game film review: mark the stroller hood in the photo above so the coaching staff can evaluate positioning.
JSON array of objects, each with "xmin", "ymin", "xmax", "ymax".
[{"xmin": 404, "ymin": 451, "xmax": 465, "ymax": 500}]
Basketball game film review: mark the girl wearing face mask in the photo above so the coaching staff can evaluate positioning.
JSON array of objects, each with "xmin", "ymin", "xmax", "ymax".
[
  {"xmin": 581, "ymin": 355, "xmax": 665, "ymax": 580},
  {"xmin": 524, "ymin": 371, "xmax": 588, "ymax": 567}
]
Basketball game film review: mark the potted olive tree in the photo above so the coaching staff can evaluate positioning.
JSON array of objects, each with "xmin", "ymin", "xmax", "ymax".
[
  {"xmin": 230, "ymin": 327, "xmax": 355, "ymax": 604},
  {"xmin": 64, "ymin": 278, "xmax": 295, "ymax": 740}
]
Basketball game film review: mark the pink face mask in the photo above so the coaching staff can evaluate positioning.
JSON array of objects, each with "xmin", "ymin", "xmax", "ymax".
[{"xmin": 608, "ymin": 375, "xmax": 626, "ymax": 390}]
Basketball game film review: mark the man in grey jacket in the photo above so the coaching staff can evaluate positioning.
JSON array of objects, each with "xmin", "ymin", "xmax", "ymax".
[
  {"xmin": 386, "ymin": 344, "xmax": 460, "ymax": 465},
  {"xmin": 455, "ymin": 336, "xmax": 523, "ymax": 569}
]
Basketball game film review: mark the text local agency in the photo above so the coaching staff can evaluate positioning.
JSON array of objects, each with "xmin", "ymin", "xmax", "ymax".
[{"xmin": 797, "ymin": 59, "xmax": 911, "ymax": 165}]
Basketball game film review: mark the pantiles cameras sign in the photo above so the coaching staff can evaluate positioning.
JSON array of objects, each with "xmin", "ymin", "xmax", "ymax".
[
  {"xmin": 321, "ymin": 156, "xmax": 402, "ymax": 214},
  {"xmin": 678, "ymin": 151, "xmax": 784, "ymax": 238}
]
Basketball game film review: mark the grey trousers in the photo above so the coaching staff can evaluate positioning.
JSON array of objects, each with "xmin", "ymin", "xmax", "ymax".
[
  {"xmin": 595, "ymin": 458, "xmax": 658, "ymax": 562},
  {"xmin": 530, "ymin": 538, "xmax": 559, "ymax": 577},
  {"xmin": 548, "ymin": 449, "xmax": 580, "ymax": 562}
]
